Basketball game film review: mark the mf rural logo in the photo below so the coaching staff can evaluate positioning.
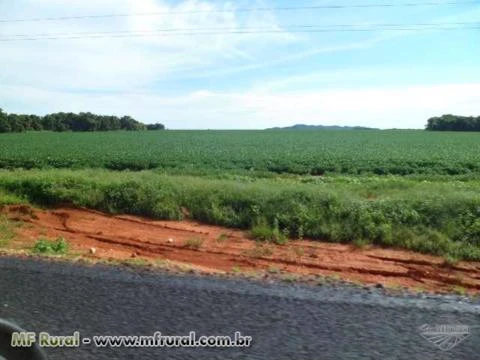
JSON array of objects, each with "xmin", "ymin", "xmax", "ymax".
[{"xmin": 418, "ymin": 324, "xmax": 471, "ymax": 351}]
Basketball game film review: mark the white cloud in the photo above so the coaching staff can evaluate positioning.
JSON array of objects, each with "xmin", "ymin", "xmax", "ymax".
[
  {"xmin": 0, "ymin": 0, "xmax": 293, "ymax": 91},
  {"xmin": 2, "ymin": 83, "xmax": 479, "ymax": 129}
]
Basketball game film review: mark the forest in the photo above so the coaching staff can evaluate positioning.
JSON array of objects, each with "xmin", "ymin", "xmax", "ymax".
[
  {"xmin": 0, "ymin": 108, "xmax": 164, "ymax": 132},
  {"xmin": 426, "ymin": 114, "xmax": 480, "ymax": 131}
]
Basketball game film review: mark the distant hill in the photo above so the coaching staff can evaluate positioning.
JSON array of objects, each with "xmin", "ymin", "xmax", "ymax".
[{"xmin": 266, "ymin": 124, "xmax": 378, "ymax": 131}]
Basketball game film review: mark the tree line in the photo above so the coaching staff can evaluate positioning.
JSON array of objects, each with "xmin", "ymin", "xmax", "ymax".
[
  {"xmin": 426, "ymin": 114, "xmax": 480, "ymax": 131},
  {"xmin": 0, "ymin": 109, "xmax": 165, "ymax": 133}
]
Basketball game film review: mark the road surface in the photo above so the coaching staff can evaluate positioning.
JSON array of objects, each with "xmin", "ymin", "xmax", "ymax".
[{"xmin": 0, "ymin": 257, "xmax": 479, "ymax": 359}]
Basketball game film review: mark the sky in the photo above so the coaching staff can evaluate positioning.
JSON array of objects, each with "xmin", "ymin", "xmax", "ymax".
[{"xmin": 0, "ymin": 0, "xmax": 479, "ymax": 129}]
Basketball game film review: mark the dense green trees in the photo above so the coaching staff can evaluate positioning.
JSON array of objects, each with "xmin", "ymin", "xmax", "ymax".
[
  {"xmin": 0, "ymin": 108, "xmax": 164, "ymax": 133},
  {"xmin": 0, "ymin": 109, "xmax": 11, "ymax": 133},
  {"xmin": 146, "ymin": 123, "xmax": 166, "ymax": 130},
  {"xmin": 426, "ymin": 114, "xmax": 480, "ymax": 131}
]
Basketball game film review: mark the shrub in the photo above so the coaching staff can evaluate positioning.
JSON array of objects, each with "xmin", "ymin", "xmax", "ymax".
[
  {"xmin": 216, "ymin": 233, "xmax": 228, "ymax": 242},
  {"xmin": 33, "ymin": 237, "xmax": 69, "ymax": 254},
  {"xmin": 184, "ymin": 237, "xmax": 204, "ymax": 250},
  {"xmin": 244, "ymin": 243, "xmax": 273, "ymax": 258},
  {"xmin": 250, "ymin": 219, "xmax": 288, "ymax": 245}
]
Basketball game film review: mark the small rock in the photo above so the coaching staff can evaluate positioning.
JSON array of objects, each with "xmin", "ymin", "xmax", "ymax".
[
  {"xmin": 167, "ymin": 238, "xmax": 174, "ymax": 244},
  {"xmin": 375, "ymin": 283, "xmax": 384, "ymax": 289},
  {"xmin": 131, "ymin": 252, "xmax": 137, "ymax": 258},
  {"xmin": 89, "ymin": 247, "xmax": 96, "ymax": 255}
]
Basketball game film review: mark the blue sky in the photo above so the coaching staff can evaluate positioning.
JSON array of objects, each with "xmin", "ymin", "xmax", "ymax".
[{"xmin": 0, "ymin": 0, "xmax": 479, "ymax": 129}]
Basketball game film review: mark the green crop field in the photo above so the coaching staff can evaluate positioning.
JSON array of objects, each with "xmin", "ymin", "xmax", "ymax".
[
  {"xmin": 0, "ymin": 130, "xmax": 479, "ymax": 261},
  {"xmin": 0, "ymin": 130, "xmax": 479, "ymax": 175}
]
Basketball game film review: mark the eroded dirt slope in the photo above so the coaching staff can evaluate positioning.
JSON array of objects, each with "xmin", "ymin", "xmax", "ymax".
[{"xmin": 3, "ymin": 204, "xmax": 480, "ymax": 294}]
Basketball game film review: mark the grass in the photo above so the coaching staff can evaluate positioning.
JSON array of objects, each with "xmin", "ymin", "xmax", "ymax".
[
  {"xmin": 0, "ymin": 169, "xmax": 479, "ymax": 260},
  {"xmin": 414, "ymin": 286, "xmax": 427, "ymax": 293},
  {"xmin": 153, "ymin": 258, "xmax": 167, "ymax": 266},
  {"xmin": 442, "ymin": 255, "xmax": 460, "ymax": 267},
  {"xmin": 32, "ymin": 237, "xmax": 69, "ymax": 255},
  {"xmin": 267, "ymin": 265, "xmax": 281, "ymax": 274},
  {"xmin": 325, "ymin": 273, "xmax": 341, "ymax": 283},
  {"xmin": 292, "ymin": 246, "xmax": 305, "ymax": 257},
  {"xmin": 352, "ymin": 238, "xmax": 371, "ymax": 249},
  {"xmin": 183, "ymin": 237, "xmax": 204, "ymax": 250},
  {"xmin": 216, "ymin": 233, "xmax": 229, "ymax": 242},
  {"xmin": 282, "ymin": 274, "xmax": 299, "ymax": 283},
  {"xmin": 125, "ymin": 258, "xmax": 149, "ymax": 267},
  {"xmin": 0, "ymin": 191, "xmax": 26, "ymax": 207},
  {"xmin": 250, "ymin": 219, "xmax": 288, "ymax": 245},
  {"xmin": 0, "ymin": 215, "xmax": 16, "ymax": 247},
  {"xmin": 0, "ymin": 191, "xmax": 28, "ymax": 248},
  {"xmin": 452, "ymin": 285, "xmax": 467, "ymax": 296},
  {"xmin": 244, "ymin": 243, "xmax": 273, "ymax": 258}
]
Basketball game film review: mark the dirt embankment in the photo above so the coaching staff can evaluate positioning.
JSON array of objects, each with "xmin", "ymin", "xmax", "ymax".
[{"xmin": 3, "ymin": 205, "xmax": 480, "ymax": 294}]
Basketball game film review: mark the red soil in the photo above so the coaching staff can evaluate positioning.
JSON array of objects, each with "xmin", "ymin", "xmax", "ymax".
[{"xmin": 3, "ymin": 205, "xmax": 480, "ymax": 294}]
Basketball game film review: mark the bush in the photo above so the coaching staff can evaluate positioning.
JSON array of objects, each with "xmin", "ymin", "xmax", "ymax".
[
  {"xmin": 33, "ymin": 237, "xmax": 69, "ymax": 254},
  {"xmin": 183, "ymin": 237, "xmax": 204, "ymax": 249},
  {"xmin": 250, "ymin": 219, "xmax": 288, "ymax": 245}
]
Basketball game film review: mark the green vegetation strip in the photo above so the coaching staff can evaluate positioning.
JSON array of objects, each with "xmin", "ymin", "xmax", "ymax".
[
  {"xmin": 0, "ymin": 130, "xmax": 479, "ymax": 175},
  {"xmin": 0, "ymin": 169, "xmax": 479, "ymax": 261}
]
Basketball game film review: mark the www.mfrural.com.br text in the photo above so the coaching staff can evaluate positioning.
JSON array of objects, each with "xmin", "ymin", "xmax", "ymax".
[{"xmin": 11, "ymin": 331, "xmax": 252, "ymax": 348}]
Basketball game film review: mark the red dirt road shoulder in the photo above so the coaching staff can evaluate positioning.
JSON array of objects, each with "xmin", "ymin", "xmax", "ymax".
[{"xmin": 3, "ymin": 205, "xmax": 480, "ymax": 294}]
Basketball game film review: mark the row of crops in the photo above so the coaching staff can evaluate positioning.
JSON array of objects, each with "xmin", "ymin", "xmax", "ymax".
[{"xmin": 0, "ymin": 130, "xmax": 479, "ymax": 175}]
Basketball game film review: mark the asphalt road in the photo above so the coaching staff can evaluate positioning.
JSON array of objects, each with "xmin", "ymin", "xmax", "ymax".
[{"xmin": 0, "ymin": 257, "xmax": 479, "ymax": 360}]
